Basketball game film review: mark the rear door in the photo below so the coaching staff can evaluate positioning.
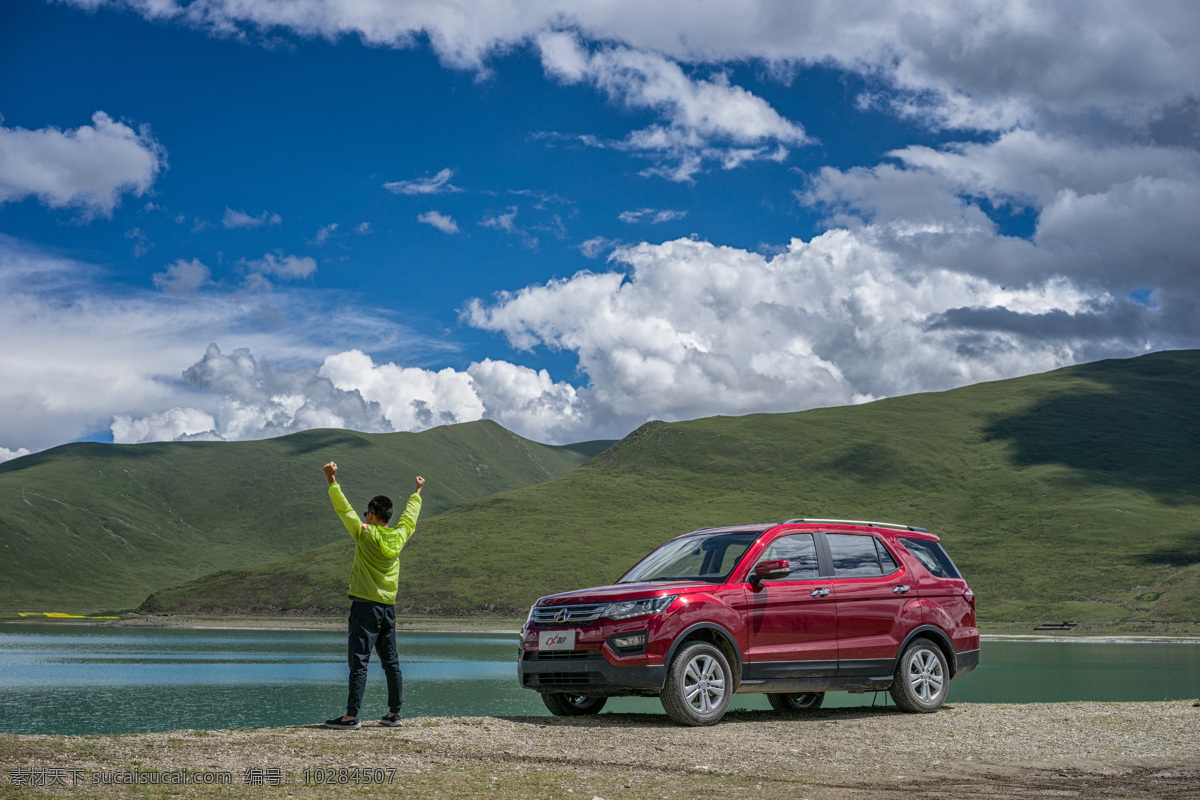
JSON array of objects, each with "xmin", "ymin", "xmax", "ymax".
[
  {"xmin": 825, "ymin": 532, "xmax": 912, "ymax": 677},
  {"xmin": 744, "ymin": 532, "xmax": 837, "ymax": 678}
]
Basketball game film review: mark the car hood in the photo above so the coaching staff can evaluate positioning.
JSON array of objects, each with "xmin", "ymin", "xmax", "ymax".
[{"xmin": 535, "ymin": 581, "xmax": 713, "ymax": 606}]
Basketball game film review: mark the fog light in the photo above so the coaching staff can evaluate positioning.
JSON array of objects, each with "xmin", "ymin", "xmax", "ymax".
[{"xmin": 611, "ymin": 633, "xmax": 647, "ymax": 649}]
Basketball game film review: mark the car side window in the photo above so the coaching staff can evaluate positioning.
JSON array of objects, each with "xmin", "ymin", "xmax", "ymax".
[
  {"xmin": 827, "ymin": 533, "xmax": 886, "ymax": 577},
  {"xmin": 759, "ymin": 533, "xmax": 819, "ymax": 580},
  {"xmin": 875, "ymin": 538, "xmax": 899, "ymax": 574},
  {"xmin": 899, "ymin": 538, "xmax": 962, "ymax": 579}
]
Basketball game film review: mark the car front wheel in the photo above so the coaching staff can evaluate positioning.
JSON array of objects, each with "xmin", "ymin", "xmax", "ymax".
[
  {"xmin": 541, "ymin": 693, "xmax": 608, "ymax": 716},
  {"xmin": 767, "ymin": 691, "xmax": 824, "ymax": 712},
  {"xmin": 889, "ymin": 638, "xmax": 948, "ymax": 713},
  {"xmin": 660, "ymin": 641, "xmax": 732, "ymax": 726}
]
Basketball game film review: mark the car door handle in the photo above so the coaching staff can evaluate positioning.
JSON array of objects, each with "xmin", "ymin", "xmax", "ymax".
[
  {"xmin": 810, "ymin": 588, "xmax": 830, "ymax": 597},
  {"xmin": 892, "ymin": 585, "xmax": 911, "ymax": 594}
]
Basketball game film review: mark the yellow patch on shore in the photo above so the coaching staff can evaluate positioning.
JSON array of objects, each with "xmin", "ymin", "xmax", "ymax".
[{"xmin": 17, "ymin": 612, "xmax": 119, "ymax": 619}]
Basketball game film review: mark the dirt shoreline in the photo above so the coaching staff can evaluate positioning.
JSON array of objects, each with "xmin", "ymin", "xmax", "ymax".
[{"xmin": 2, "ymin": 702, "xmax": 1197, "ymax": 799}]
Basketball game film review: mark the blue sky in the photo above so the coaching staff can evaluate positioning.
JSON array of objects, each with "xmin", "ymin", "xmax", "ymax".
[{"xmin": 2, "ymin": 0, "xmax": 1199, "ymax": 458}]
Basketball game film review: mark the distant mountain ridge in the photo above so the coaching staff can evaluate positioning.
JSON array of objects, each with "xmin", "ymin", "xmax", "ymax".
[
  {"xmin": 0, "ymin": 421, "xmax": 612, "ymax": 612},
  {"xmin": 141, "ymin": 350, "xmax": 1200, "ymax": 627}
]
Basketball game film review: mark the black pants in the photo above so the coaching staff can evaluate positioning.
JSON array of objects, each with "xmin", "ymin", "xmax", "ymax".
[{"xmin": 346, "ymin": 599, "xmax": 402, "ymax": 718}]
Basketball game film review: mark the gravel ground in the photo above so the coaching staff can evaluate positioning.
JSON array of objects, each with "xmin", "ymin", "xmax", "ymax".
[{"xmin": 2, "ymin": 702, "xmax": 1197, "ymax": 799}]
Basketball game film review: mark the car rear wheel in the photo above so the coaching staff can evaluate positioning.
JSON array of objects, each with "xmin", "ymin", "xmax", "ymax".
[
  {"xmin": 660, "ymin": 641, "xmax": 732, "ymax": 726},
  {"xmin": 540, "ymin": 693, "xmax": 608, "ymax": 716},
  {"xmin": 767, "ymin": 691, "xmax": 824, "ymax": 712},
  {"xmin": 889, "ymin": 638, "xmax": 948, "ymax": 713}
]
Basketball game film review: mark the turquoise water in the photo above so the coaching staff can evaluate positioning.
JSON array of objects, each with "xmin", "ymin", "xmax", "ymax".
[{"xmin": 0, "ymin": 623, "xmax": 1196, "ymax": 735}]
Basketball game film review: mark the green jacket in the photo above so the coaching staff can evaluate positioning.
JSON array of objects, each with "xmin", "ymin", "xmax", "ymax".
[{"xmin": 328, "ymin": 482, "xmax": 422, "ymax": 605}]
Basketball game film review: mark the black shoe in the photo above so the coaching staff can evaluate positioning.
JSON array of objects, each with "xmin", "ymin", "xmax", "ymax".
[
  {"xmin": 323, "ymin": 716, "xmax": 361, "ymax": 729},
  {"xmin": 379, "ymin": 713, "xmax": 402, "ymax": 727}
]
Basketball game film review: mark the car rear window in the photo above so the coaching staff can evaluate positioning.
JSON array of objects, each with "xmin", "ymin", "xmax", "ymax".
[{"xmin": 899, "ymin": 538, "xmax": 963, "ymax": 579}]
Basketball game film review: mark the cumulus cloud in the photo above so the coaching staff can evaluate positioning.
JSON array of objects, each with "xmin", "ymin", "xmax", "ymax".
[
  {"xmin": 466, "ymin": 233, "xmax": 1176, "ymax": 434},
  {"xmin": 0, "ymin": 235, "xmax": 426, "ymax": 454},
  {"xmin": 111, "ymin": 407, "xmax": 218, "ymax": 444},
  {"xmin": 319, "ymin": 350, "xmax": 586, "ymax": 444},
  {"xmin": 802, "ymin": 130, "xmax": 1200, "ymax": 293},
  {"xmin": 223, "ymin": 207, "xmax": 282, "ymax": 228},
  {"xmin": 0, "ymin": 446, "xmax": 32, "ymax": 464},
  {"xmin": 384, "ymin": 168, "xmax": 461, "ymax": 195},
  {"xmin": 109, "ymin": 345, "xmax": 591, "ymax": 446},
  {"xmin": 0, "ymin": 111, "xmax": 165, "ymax": 217},
  {"xmin": 418, "ymin": 210, "xmax": 459, "ymax": 234},
  {"xmin": 113, "ymin": 343, "xmax": 398, "ymax": 443}
]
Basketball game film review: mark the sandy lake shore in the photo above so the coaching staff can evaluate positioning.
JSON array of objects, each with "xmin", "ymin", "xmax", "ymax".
[{"xmin": 2, "ymin": 701, "xmax": 1197, "ymax": 799}]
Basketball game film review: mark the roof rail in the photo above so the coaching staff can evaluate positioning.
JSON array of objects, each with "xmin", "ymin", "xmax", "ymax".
[{"xmin": 780, "ymin": 518, "xmax": 930, "ymax": 533}]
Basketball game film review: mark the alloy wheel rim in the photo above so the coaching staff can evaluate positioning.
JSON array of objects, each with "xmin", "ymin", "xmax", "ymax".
[
  {"xmin": 683, "ymin": 654, "xmax": 726, "ymax": 713},
  {"xmin": 907, "ymin": 648, "xmax": 945, "ymax": 703}
]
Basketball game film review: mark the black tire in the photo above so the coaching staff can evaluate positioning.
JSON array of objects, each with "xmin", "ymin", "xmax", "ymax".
[
  {"xmin": 540, "ymin": 693, "xmax": 608, "ymax": 716},
  {"xmin": 889, "ymin": 638, "xmax": 949, "ymax": 713},
  {"xmin": 767, "ymin": 691, "xmax": 825, "ymax": 712},
  {"xmin": 660, "ymin": 641, "xmax": 732, "ymax": 726}
]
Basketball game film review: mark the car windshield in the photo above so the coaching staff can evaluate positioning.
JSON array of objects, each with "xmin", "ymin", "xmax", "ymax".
[{"xmin": 618, "ymin": 531, "xmax": 760, "ymax": 584}]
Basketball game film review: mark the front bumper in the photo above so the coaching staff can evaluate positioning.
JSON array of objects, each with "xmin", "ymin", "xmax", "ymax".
[{"xmin": 518, "ymin": 647, "xmax": 666, "ymax": 696}]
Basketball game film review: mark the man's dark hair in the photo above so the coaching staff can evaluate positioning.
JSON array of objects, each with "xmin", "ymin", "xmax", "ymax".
[{"xmin": 367, "ymin": 495, "xmax": 393, "ymax": 524}]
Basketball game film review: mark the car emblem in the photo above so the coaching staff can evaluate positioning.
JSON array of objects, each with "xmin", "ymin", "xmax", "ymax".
[{"xmin": 554, "ymin": 608, "xmax": 570, "ymax": 624}]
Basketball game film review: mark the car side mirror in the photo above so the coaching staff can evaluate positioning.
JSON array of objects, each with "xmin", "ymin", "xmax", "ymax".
[{"xmin": 750, "ymin": 559, "xmax": 791, "ymax": 584}]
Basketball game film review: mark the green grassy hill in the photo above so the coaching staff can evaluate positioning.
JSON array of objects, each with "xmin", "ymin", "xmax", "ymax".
[
  {"xmin": 0, "ymin": 421, "xmax": 612, "ymax": 612},
  {"xmin": 142, "ymin": 350, "xmax": 1200, "ymax": 628}
]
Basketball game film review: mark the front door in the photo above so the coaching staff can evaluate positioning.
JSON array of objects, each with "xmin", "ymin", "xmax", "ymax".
[{"xmin": 743, "ymin": 533, "xmax": 837, "ymax": 679}]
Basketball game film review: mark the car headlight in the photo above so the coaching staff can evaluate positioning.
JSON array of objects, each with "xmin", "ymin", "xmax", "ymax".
[{"xmin": 604, "ymin": 595, "xmax": 677, "ymax": 621}]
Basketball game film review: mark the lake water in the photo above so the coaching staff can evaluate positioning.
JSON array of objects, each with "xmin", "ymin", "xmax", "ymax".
[{"xmin": 1, "ymin": 623, "xmax": 1196, "ymax": 736}]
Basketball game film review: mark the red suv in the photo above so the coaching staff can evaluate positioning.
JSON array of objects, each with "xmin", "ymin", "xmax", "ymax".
[{"xmin": 518, "ymin": 519, "xmax": 978, "ymax": 725}]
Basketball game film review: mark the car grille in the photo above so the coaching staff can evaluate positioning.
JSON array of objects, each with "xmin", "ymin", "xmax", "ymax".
[
  {"xmin": 530, "ymin": 603, "xmax": 607, "ymax": 627},
  {"xmin": 524, "ymin": 671, "xmax": 606, "ymax": 687}
]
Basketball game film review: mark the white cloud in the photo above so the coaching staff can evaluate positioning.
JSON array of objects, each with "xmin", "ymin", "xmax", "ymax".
[
  {"xmin": 69, "ymin": 2, "xmax": 1200, "ymax": 139},
  {"xmin": 153, "ymin": 258, "xmax": 212, "ymax": 296},
  {"xmin": 111, "ymin": 407, "xmax": 218, "ymax": 444},
  {"xmin": 537, "ymin": 31, "xmax": 806, "ymax": 179},
  {"xmin": 466, "ymin": 359, "xmax": 584, "ymax": 443},
  {"xmin": 0, "ymin": 111, "xmax": 165, "ymax": 217},
  {"xmin": 418, "ymin": 210, "xmax": 460, "ymax": 234},
  {"xmin": 384, "ymin": 168, "xmax": 461, "ymax": 195},
  {"xmin": 314, "ymin": 223, "xmax": 338, "ymax": 245},
  {"xmin": 579, "ymin": 236, "xmax": 621, "ymax": 258},
  {"xmin": 242, "ymin": 252, "xmax": 317, "ymax": 279},
  {"xmin": 223, "ymin": 207, "xmax": 282, "ymax": 228},
  {"xmin": 0, "ymin": 446, "xmax": 31, "ymax": 464},
  {"xmin": 619, "ymin": 208, "xmax": 687, "ymax": 224},
  {"xmin": 466, "ymin": 232, "xmax": 1175, "ymax": 435},
  {"xmin": 0, "ymin": 235, "xmax": 422, "ymax": 454},
  {"xmin": 802, "ymin": 130, "xmax": 1200, "ymax": 294},
  {"xmin": 480, "ymin": 207, "xmax": 537, "ymax": 248},
  {"xmin": 355, "ymin": 221, "xmax": 372, "ymax": 235}
]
